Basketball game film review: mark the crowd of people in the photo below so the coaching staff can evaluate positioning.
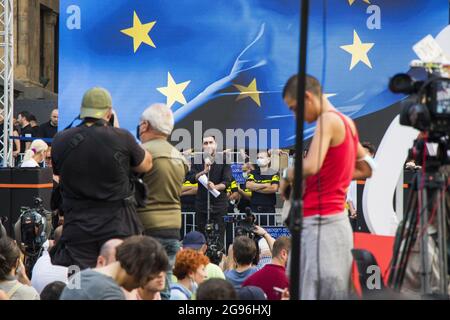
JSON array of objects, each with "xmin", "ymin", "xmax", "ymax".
[{"xmin": 0, "ymin": 74, "xmax": 379, "ymax": 300}]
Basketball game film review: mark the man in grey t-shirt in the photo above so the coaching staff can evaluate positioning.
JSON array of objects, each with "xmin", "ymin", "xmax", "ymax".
[
  {"xmin": 60, "ymin": 236, "xmax": 169, "ymax": 300},
  {"xmin": 60, "ymin": 269, "xmax": 125, "ymax": 300}
]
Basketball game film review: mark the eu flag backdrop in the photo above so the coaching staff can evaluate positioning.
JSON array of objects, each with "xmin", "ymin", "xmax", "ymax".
[{"xmin": 58, "ymin": 0, "xmax": 449, "ymax": 148}]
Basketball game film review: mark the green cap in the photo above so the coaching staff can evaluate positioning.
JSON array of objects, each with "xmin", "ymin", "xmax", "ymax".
[{"xmin": 80, "ymin": 87, "xmax": 112, "ymax": 119}]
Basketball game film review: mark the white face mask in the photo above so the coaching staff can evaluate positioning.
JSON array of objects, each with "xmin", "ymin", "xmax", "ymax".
[
  {"xmin": 242, "ymin": 172, "xmax": 248, "ymax": 179},
  {"xmin": 257, "ymin": 158, "xmax": 269, "ymax": 167}
]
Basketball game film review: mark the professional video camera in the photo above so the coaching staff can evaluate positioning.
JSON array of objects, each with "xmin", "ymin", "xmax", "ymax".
[
  {"xmin": 223, "ymin": 207, "xmax": 257, "ymax": 239},
  {"xmin": 235, "ymin": 207, "xmax": 257, "ymax": 239},
  {"xmin": 14, "ymin": 197, "xmax": 52, "ymax": 277},
  {"xmin": 390, "ymin": 62, "xmax": 449, "ymax": 167},
  {"xmin": 390, "ymin": 62, "xmax": 449, "ymax": 132},
  {"xmin": 224, "ymin": 207, "xmax": 261, "ymax": 266},
  {"xmin": 389, "ymin": 61, "xmax": 450, "ymax": 297}
]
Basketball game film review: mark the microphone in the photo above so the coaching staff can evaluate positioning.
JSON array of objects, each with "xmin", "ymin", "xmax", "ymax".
[
  {"xmin": 203, "ymin": 152, "xmax": 214, "ymax": 166},
  {"xmin": 204, "ymin": 157, "xmax": 213, "ymax": 166}
]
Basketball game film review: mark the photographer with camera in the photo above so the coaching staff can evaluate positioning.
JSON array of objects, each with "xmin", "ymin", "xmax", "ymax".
[
  {"xmin": 187, "ymin": 135, "xmax": 232, "ymax": 253},
  {"xmin": 51, "ymin": 87, "xmax": 153, "ymax": 269}
]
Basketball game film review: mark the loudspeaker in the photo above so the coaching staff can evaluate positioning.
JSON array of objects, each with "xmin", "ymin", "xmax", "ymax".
[{"xmin": 0, "ymin": 167, "xmax": 53, "ymax": 238}]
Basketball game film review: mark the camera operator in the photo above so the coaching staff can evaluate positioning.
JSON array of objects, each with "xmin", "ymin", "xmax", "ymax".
[
  {"xmin": 187, "ymin": 135, "xmax": 232, "ymax": 250},
  {"xmin": 51, "ymin": 87, "xmax": 152, "ymax": 269}
]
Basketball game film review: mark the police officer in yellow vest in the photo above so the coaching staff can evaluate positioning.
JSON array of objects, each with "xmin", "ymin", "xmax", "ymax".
[{"xmin": 246, "ymin": 151, "xmax": 280, "ymax": 225}]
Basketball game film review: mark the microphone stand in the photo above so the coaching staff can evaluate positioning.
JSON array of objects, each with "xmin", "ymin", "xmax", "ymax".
[
  {"xmin": 207, "ymin": 168, "xmax": 211, "ymax": 226},
  {"xmin": 289, "ymin": 0, "xmax": 309, "ymax": 301}
]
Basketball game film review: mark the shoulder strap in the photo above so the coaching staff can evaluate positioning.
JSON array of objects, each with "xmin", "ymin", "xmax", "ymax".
[
  {"xmin": 6, "ymin": 282, "xmax": 23, "ymax": 299},
  {"xmin": 57, "ymin": 132, "xmax": 85, "ymax": 169}
]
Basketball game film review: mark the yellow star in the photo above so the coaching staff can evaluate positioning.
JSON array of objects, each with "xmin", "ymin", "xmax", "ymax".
[
  {"xmin": 340, "ymin": 30, "xmax": 374, "ymax": 70},
  {"xmin": 348, "ymin": 0, "xmax": 370, "ymax": 5},
  {"xmin": 121, "ymin": 11, "xmax": 156, "ymax": 53},
  {"xmin": 157, "ymin": 72, "xmax": 191, "ymax": 108},
  {"xmin": 233, "ymin": 78, "xmax": 261, "ymax": 107}
]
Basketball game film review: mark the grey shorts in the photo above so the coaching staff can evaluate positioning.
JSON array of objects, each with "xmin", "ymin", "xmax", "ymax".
[{"xmin": 298, "ymin": 211, "xmax": 354, "ymax": 300}]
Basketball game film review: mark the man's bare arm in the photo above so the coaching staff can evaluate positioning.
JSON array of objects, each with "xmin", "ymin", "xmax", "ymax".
[
  {"xmin": 353, "ymin": 143, "xmax": 373, "ymax": 180},
  {"xmin": 132, "ymin": 150, "xmax": 153, "ymax": 173}
]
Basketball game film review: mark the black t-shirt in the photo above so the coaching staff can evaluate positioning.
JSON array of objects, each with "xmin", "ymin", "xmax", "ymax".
[
  {"xmin": 52, "ymin": 123, "xmax": 145, "ymax": 202},
  {"xmin": 19, "ymin": 124, "xmax": 34, "ymax": 153},
  {"xmin": 31, "ymin": 126, "xmax": 40, "ymax": 137},
  {"xmin": 38, "ymin": 121, "xmax": 58, "ymax": 140},
  {"xmin": 247, "ymin": 169, "xmax": 280, "ymax": 207}
]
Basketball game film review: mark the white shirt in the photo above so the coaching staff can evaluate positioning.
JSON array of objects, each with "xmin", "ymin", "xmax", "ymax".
[
  {"xmin": 20, "ymin": 158, "xmax": 40, "ymax": 168},
  {"xmin": 31, "ymin": 251, "xmax": 69, "ymax": 294}
]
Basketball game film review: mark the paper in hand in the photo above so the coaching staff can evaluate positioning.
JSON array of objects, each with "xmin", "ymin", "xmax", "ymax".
[{"xmin": 198, "ymin": 174, "xmax": 220, "ymax": 198}]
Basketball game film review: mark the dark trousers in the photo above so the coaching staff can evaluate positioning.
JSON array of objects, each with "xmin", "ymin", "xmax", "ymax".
[
  {"xmin": 51, "ymin": 239, "xmax": 112, "ymax": 270},
  {"xmin": 251, "ymin": 205, "xmax": 276, "ymax": 226},
  {"xmin": 51, "ymin": 204, "xmax": 142, "ymax": 269}
]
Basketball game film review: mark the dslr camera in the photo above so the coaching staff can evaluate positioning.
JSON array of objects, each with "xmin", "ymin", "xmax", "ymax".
[{"xmin": 224, "ymin": 207, "xmax": 257, "ymax": 239}]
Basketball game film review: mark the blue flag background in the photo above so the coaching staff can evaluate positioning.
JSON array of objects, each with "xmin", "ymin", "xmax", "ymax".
[{"xmin": 59, "ymin": 0, "xmax": 449, "ymax": 148}]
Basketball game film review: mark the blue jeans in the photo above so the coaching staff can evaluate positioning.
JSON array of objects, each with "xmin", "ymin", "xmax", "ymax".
[{"xmin": 153, "ymin": 237, "xmax": 181, "ymax": 300}]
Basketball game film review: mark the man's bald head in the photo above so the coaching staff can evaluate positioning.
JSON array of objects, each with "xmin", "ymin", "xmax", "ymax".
[
  {"xmin": 96, "ymin": 239, "xmax": 124, "ymax": 268},
  {"xmin": 50, "ymin": 109, "xmax": 58, "ymax": 127}
]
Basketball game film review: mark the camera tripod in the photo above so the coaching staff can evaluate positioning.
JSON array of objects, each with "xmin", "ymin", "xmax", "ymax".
[{"xmin": 388, "ymin": 164, "xmax": 449, "ymax": 297}]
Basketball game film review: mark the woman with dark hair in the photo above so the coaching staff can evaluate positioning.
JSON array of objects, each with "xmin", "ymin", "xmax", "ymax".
[{"xmin": 0, "ymin": 237, "xmax": 40, "ymax": 300}]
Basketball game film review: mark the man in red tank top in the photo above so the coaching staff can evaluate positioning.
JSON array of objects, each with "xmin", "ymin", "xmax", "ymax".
[{"xmin": 282, "ymin": 74, "xmax": 372, "ymax": 300}]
